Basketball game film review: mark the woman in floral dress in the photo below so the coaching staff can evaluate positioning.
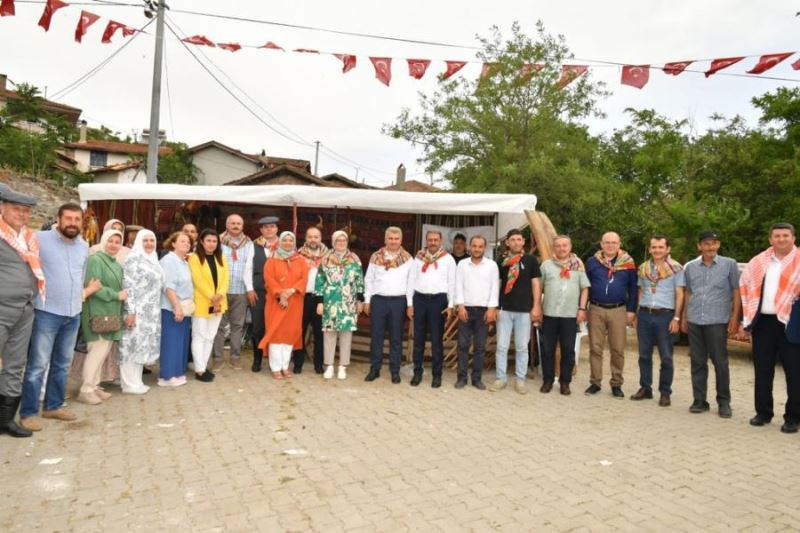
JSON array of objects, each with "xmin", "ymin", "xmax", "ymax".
[{"xmin": 315, "ymin": 230, "xmax": 365, "ymax": 380}]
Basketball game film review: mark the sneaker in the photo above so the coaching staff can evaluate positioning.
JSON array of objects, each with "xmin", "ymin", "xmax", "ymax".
[
  {"xmin": 77, "ymin": 391, "xmax": 102, "ymax": 405},
  {"xmin": 584, "ymin": 384, "xmax": 601, "ymax": 395},
  {"xmin": 337, "ymin": 366, "xmax": 347, "ymax": 380},
  {"xmin": 488, "ymin": 379, "xmax": 507, "ymax": 392},
  {"xmin": 323, "ymin": 366, "xmax": 335, "ymax": 380},
  {"xmin": 157, "ymin": 378, "xmax": 171, "ymax": 387},
  {"xmin": 169, "ymin": 376, "xmax": 187, "ymax": 387},
  {"xmin": 122, "ymin": 385, "xmax": 150, "ymax": 395},
  {"xmin": 94, "ymin": 389, "xmax": 112, "ymax": 401},
  {"xmin": 41, "ymin": 408, "xmax": 77, "ymax": 421},
  {"xmin": 689, "ymin": 400, "xmax": 710, "ymax": 413},
  {"xmin": 515, "ymin": 380, "xmax": 528, "ymax": 395},
  {"xmin": 20, "ymin": 416, "xmax": 43, "ymax": 432}
]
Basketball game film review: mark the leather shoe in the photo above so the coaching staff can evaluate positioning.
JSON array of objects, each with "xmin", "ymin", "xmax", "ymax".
[
  {"xmin": 472, "ymin": 380, "xmax": 486, "ymax": 391},
  {"xmin": 560, "ymin": 383, "xmax": 571, "ymax": 396},
  {"xmin": 455, "ymin": 378, "xmax": 467, "ymax": 389},
  {"xmin": 659, "ymin": 394, "xmax": 671, "ymax": 407},
  {"xmin": 749, "ymin": 414, "xmax": 771, "ymax": 426},
  {"xmin": 630, "ymin": 388, "xmax": 653, "ymax": 401},
  {"xmin": 431, "ymin": 376, "xmax": 442, "ymax": 388},
  {"xmin": 410, "ymin": 372, "xmax": 422, "ymax": 387},
  {"xmin": 611, "ymin": 387, "xmax": 624, "ymax": 399},
  {"xmin": 689, "ymin": 400, "xmax": 710, "ymax": 413},
  {"xmin": 539, "ymin": 381, "xmax": 553, "ymax": 393},
  {"xmin": 251, "ymin": 353, "xmax": 262, "ymax": 373},
  {"xmin": 391, "ymin": 373, "xmax": 401, "ymax": 384},
  {"xmin": 718, "ymin": 404, "xmax": 732, "ymax": 418},
  {"xmin": 780, "ymin": 420, "xmax": 799, "ymax": 434},
  {"xmin": 365, "ymin": 368, "xmax": 380, "ymax": 382},
  {"xmin": 584, "ymin": 384, "xmax": 601, "ymax": 395},
  {"xmin": 314, "ymin": 366, "xmax": 325, "ymax": 375}
]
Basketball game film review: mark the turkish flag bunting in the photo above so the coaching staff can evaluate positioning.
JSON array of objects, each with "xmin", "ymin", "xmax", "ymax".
[
  {"xmin": 38, "ymin": 0, "xmax": 69, "ymax": 31},
  {"xmin": 442, "ymin": 61, "xmax": 467, "ymax": 80},
  {"xmin": 746, "ymin": 52, "xmax": 794, "ymax": 74},
  {"xmin": 705, "ymin": 56, "xmax": 745, "ymax": 77},
  {"xmin": 621, "ymin": 65, "xmax": 650, "ymax": 89},
  {"xmin": 520, "ymin": 63, "xmax": 544, "ymax": 79},
  {"xmin": 182, "ymin": 35, "xmax": 216, "ymax": 47},
  {"xmin": 793, "ymin": 58, "xmax": 800, "ymax": 71},
  {"xmin": 334, "ymin": 54, "xmax": 357, "ymax": 73},
  {"xmin": 294, "ymin": 48, "xmax": 319, "ymax": 54},
  {"xmin": 74, "ymin": 10, "xmax": 100, "ymax": 43},
  {"xmin": 480, "ymin": 63, "xmax": 499, "ymax": 79},
  {"xmin": 662, "ymin": 61, "xmax": 693, "ymax": 76},
  {"xmin": 260, "ymin": 41, "xmax": 284, "ymax": 51},
  {"xmin": 218, "ymin": 43, "xmax": 242, "ymax": 52},
  {"xmin": 407, "ymin": 59, "xmax": 431, "ymax": 80},
  {"xmin": 101, "ymin": 20, "xmax": 135, "ymax": 44},
  {"xmin": 0, "ymin": 0, "xmax": 14, "ymax": 17},
  {"xmin": 370, "ymin": 57, "xmax": 392, "ymax": 86},
  {"xmin": 557, "ymin": 65, "xmax": 587, "ymax": 88}
]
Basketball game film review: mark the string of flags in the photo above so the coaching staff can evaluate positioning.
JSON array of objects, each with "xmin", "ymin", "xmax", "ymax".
[{"xmin": 2, "ymin": 0, "xmax": 799, "ymax": 90}]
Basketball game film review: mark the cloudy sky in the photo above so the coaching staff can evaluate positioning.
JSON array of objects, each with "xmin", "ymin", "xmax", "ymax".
[{"xmin": 1, "ymin": 0, "xmax": 798, "ymax": 186}]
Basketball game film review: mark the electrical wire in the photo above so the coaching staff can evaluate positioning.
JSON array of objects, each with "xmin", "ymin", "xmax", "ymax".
[{"xmin": 162, "ymin": 35, "xmax": 177, "ymax": 140}]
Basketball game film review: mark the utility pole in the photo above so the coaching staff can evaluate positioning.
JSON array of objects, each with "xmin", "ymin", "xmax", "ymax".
[
  {"xmin": 313, "ymin": 140, "xmax": 320, "ymax": 176},
  {"xmin": 146, "ymin": 0, "xmax": 166, "ymax": 184}
]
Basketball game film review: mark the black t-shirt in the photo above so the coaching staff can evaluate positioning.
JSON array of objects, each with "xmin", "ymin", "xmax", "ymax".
[
  {"xmin": 497, "ymin": 254, "xmax": 541, "ymax": 312},
  {"xmin": 453, "ymin": 253, "xmax": 469, "ymax": 264}
]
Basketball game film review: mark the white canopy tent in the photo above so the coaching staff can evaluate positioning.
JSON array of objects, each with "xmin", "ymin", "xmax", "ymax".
[{"xmin": 78, "ymin": 184, "xmax": 538, "ymax": 238}]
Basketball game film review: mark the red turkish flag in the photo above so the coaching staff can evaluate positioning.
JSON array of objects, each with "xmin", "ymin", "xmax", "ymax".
[
  {"xmin": 74, "ymin": 10, "xmax": 100, "ymax": 43},
  {"xmin": 294, "ymin": 48, "xmax": 319, "ymax": 54},
  {"xmin": 0, "ymin": 0, "xmax": 15, "ymax": 17},
  {"xmin": 705, "ymin": 56, "xmax": 744, "ymax": 77},
  {"xmin": 218, "ymin": 43, "xmax": 242, "ymax": 52},
  {"xmin": 663, "ymin": 61, "xmax": 693, "ymax": 75},
  {"xmin": 442, "ymin": 61, "xmax": 466, "ymax": 80},
  {"xmin": 260, "ymin": 41, "xmax": 284, "ymax": 51},
  {"xmin": 182, "ymin": 35, "xmax": 216, "ymax": 47},
  {"xmin": 793, "ymin": 58, "xmax": 800, "ymax": 71},
  {"xmin": 407, "ymin": 59, "xmax": 431, "ymax": 80},
  {"xmin": 621, "ymin": 65, "xmax": 650, "ymax": 89},
  {"xmin": 101, "ymin": 20, "xmax": 135, "ymax": 44},
  {"xmin": 520, "ymin": 63, "xmax": 544, "ymax": 79},
  {"xmin": 37, "ymin": 0, "xmax": 68, "ymax": 31},
  {"xmin": 557, "ymin": 65, "xmax": 587, "ymax": 88},
  {"xmin": 746, "ymin": 52, "xmax": 793, "ymax": 74},
  {"xmin": 370, "ymin": 57, "xmax": 392, "ymax": 86},
  {"xmin": 480, "ymin": 62, "xmax": 499, "ymax": 79},
  {"xmin": 334, "ymin": 54, "xmax": 357, "ymax": 73}
]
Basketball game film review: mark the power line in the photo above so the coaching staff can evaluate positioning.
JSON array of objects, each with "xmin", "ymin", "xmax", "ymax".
[{"xmin": 162, "ymin": 34, "xmax": 176, "ymax": 140}]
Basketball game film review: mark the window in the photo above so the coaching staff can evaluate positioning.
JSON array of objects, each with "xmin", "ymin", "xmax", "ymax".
[{"xmin": 89, "ymin": 151, "xmax": 107, "ymax": 168}]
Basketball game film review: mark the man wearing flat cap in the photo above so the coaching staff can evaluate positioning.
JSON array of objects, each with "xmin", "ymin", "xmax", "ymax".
[
  {"xmin": 680, "ymin": 231, "xmax": 741, "ymax": 418},
  {"xmin": 0, "ymin": 187, "xmax": 41, "ymax": 438},
  {"xmin": 246, "ymin": 216, "xmax": 280, "ymax": 372}
]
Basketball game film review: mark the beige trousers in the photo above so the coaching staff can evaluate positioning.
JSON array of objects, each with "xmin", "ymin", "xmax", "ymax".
[
  {"xmin": 82, "ymin": 339, "xmax": 114, "ymax": 394},
  {"xmin": 323, "ymin": 331, "xmax": 352, "ymax": 366},
  {"xmin": 588, "ymin": 305, "xmax": 627, "ymax": 387}
]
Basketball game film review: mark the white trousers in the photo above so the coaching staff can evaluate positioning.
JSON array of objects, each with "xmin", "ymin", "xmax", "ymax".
[
  {"xmin": 119, "ymin": 361, "xmax": 148, "ymax": 394},
  {"xmin": 192, "ymin": 315, "xmax": 222, "ymax": 373},
  {"xmin": 268, "ymin": 344, "xmax": 293, "ymax": 372}
]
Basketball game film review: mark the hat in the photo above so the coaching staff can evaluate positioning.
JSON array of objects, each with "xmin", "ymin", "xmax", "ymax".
[
  {"xmin": 258, "ymin": 216, "xmax": 279, "ymax": 225},
  {"xmin": 0, "ymin": 188, "xmax": 37, "ymax": 207},
  {"xmin": 698, "ymin": 230, "xmax": 720, "ymax": 242},
  {"xmin": 0, "ymin": 183, "xmax": 11, "ymax": 201}
]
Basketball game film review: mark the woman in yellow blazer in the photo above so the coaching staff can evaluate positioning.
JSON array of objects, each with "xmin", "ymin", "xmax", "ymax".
[{"xmin": 188, "ymin": 229, "xmax": 229, "ymax": 382}]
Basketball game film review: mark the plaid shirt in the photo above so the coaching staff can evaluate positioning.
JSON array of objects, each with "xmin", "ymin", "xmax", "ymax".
[{"xmin": 222, "ymin": 240, "xmax": 253, "ymax": 294}]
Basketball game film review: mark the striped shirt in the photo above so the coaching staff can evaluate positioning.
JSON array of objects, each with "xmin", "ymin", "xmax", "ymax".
[{"xmin": 221, "ymin": 240, "xmax": 253, "ymax": 295}]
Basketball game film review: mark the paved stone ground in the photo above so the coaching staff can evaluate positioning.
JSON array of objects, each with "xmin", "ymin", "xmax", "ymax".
[{"xmin": 1, "ymin": 340, "xmax": 797, "ymax": 532}]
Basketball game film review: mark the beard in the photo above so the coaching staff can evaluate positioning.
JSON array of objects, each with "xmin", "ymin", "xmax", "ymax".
[
  {"xmin": 307, "ymin": 242, "xmax": 320, "ymax": 251},
  {"xmin": 60, "ymin": 225, "xmax": 81, "ymax": 238}
]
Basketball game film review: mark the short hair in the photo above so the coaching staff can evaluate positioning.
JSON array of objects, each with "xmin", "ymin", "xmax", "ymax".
[
  {"xmin": 226, "ymin": 213, "xmax": 243, "ymax": 224},
  {"xmin": 385, "ymin": 226, "xmax": 403, "ymax": 238},
  {"xmin": 649, "ymin": 234, "xmax": 671, "ymax": 247},
  {"xmin": 425, "ymin": 230, "xmax": 443, "ymax": 240},
  {"xmin": 506, "ymin": 229, "xmax": 524, "ymax": 240},
  {"xmin": 469, "ymin": 235, "xmax": 487, "ymax": 246},
  {"xmin": 57, "ymin": 202, "xmax": 83, "ymax": 218},
  {"xmin": 553, "ymin": 235, "xmax": 571, "ymax": 244},
  {"xmin": 453, "ymin": 233, "xmax": 467, "ymax": 242},
  {"xmin": 305, "ymin": 226, "xmax": 322, "ymax": 236},
  {"xmin": 163, "ymin": 231, "xmax": 192, "ymax": 252},
  {"xmin": 770, "ymin": 222, "xmax": 796, "ymax": 236}
]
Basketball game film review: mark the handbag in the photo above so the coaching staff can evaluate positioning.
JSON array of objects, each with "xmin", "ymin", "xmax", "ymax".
[
  {"xmin": 90, "ymin": 313, "xmax": 122, "ymax": 334},
  {"xmin": 180, "ymin": 299, "xmax": 196, "ymax": 316}
]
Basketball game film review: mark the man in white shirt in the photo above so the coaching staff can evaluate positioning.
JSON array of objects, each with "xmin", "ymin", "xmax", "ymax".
[
  {"xmin": 454, "ymin": 235, "xmax": 498, "ymax": 390},
  {"xmin": 294, "ymin": 227, "xmax": 328, "ymax": 374},
  {"xmin": 407, "ymin": 230, "xmax": 456, "ymax": 388},
  {"xmin": 364, "ymin": 227, "xmax": 414, "ymax": 384},
  {"xmin": 246, "ymin": 216, "xmax": 279, "ymax": 372}
]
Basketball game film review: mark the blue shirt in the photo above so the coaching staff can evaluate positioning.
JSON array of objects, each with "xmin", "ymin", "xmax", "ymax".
[
  {"xmin": 222, "ymin": 240, "xmax": 252, "ymax": 295},
  {"xmin": 585, "ymin": 255, "xmax": 639, "ymax": 312},
  {"xmin": 160, "ymin": 252, "xmax": 193, "ymax": 310},
  {"xmin": 638, "ymin": 267, "xmax": 685, "ymax": 310},
  {"xmin": 683, "ymin": 255, "xmax": 740, "ymax": 325},
  {"xmin": 34, "ymin": 228, "xmax": 89, "ymax": 317}
]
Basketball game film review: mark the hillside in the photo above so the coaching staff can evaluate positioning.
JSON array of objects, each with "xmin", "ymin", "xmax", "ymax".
[{"xmin": 0, "ymin": 169, "xmax": 80, "ymax": 228}]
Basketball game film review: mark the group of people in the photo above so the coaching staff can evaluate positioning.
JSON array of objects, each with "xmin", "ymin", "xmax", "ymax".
[{"xmin": 0, "ymin": 182, "xmax": 798, "ymax": 439}]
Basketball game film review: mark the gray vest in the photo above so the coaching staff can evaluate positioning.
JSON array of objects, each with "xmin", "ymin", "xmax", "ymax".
[
  {"xmin": 0, "ymin": 239, "xmax": 38, "ymax": 310},
  {"xmin": 253, "ymin": 245, "xmax": 268, "ymax": 292}
]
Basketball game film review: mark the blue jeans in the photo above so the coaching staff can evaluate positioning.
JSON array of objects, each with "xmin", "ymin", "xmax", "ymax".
[
  {"xmin": 20, "ymin": 310, "xmax": 81, "ymax": 417},
  {"xmin": 495, "ymin": 310, "xmax": 531, "ymax": 382},
  {"xmin": 637, "ymin": 311, "xmax": 675, "ymax": 395}
]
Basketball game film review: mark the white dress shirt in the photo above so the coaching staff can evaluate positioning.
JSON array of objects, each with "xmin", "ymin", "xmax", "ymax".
[
  {"xmin": 455, "ymin": 256, "xmax": 500, "ymax": 308},
  {"xmin": 306, "ymin": 265, "xmax": 319, "ymax": 293},
  {"xmin": 364, "ymin": 258, "xmax": 413, "ymax": 304},
  {"xmin": 406, "ymin": 253, "xmax": 456, "ymax": 307},
  {"xmin": 243, "ymin": 240, "xmax": 277, "ymax": 292},
  {"xmin": 760, "ymin": 256, "xmax": 782, "ymax": 315}
]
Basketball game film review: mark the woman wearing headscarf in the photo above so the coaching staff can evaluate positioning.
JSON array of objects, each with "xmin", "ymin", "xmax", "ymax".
[
  {"xmin": 90, "ymin": 219, "xmax": 130, "ymax": 264},
  {"xmin": 158, "ymin": 232, "xmax": 194, "ymax": 387},
  {"xmin": 259, "ymin": 232, "xmax": 309, "ymax": 379},
  {"xmin": 118, "ymin": 229, "xmax": 164, "ymax": 394},
  {"xmin": 188, "ymin": 229, "xmax": 229, "ymax": 383},
  {"xmin": 77, "ymin": 229, "xmax": 127, "ymax": 405},
  {"xmin": 315, "ymin": 231, "xmax": 364, "ymax": 380}
]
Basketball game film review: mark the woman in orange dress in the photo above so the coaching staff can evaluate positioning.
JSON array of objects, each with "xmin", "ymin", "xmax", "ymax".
[{"xmin": 258, "ymin": 232, "xmax": 309, "ymax": 380}]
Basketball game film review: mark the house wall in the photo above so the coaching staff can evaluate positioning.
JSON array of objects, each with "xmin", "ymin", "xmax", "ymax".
[
  {"xmin": 92, "ymin": 167, "xmax": 146, "ymax": 184},
  {"xmin": 70, "ymin": 149, "xmax": 131, "ymax": 173},
  {"xmin": 192, "ymin": 146, "xmax": 260, "ymax": 185}
]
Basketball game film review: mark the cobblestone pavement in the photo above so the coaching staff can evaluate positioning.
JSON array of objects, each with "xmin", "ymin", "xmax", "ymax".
[{"xmin": 1, "ymin": 341, "xmax": 797, "ymax": 532}]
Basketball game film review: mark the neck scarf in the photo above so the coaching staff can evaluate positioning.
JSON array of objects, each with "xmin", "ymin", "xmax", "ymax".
[
  {"xmin": 502, "ymin": 252, "xmax": 524, "ymax": 294},
  {"xmin": 741, "ymin": 246, "xmax": 800, "ymax": 327},
  {"xmin": 0, "ymin": 217, "xmax": 45, "ymax": 301},
  {"xmin": 220, "ymin": 231, "xmax": 252, "ymax": 261},
  {"xmin": 297, "ymin": 241, "xmax": 330, "ymax": 268},
  {"xmin": 416, "ymin": 246, "xmax": 448, "ymax": 273},
  {"xmin": 552, "ymin": 253, "xmax": 585, "ymax": 279},
  {"xmin": 254, "ymin": 235, "xmax": 279, "ymax": 253},
  {"xmin": 593, "ymin": 249, "xmax": 636, "ymax": 279},
  {"xmin": 370, "ymin": 246, "xmax": 411, "ymax": 270},
  {"xmin": 639, "ymin": 256, "xmax": 683, "ymax": 293},
  {"xmin": 275, "ymin": 231, "xmax": 297, "ymax": 260}
]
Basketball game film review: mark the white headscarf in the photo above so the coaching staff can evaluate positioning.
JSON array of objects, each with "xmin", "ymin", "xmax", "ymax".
[
  {"xmin": 99, "ymin": 229, "xmax": 124, "ymax": 256},
  {"xmin": 130, "ymin": 229, "xmax": 161, "ymax": 268},
  {"xmin": 275, "ymin": 231, "xmax": 297, "ymax": 260}
]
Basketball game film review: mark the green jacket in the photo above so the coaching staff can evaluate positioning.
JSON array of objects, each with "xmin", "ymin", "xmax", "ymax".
[{"xmin": 81, "ymin": 252, "xmax": 125, "ymax": 342}]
